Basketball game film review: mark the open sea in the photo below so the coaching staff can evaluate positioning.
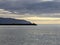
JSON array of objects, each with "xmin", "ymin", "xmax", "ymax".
[{"xmin": 0, "ymin": 24, "xmax": 60, "ymax": 45}]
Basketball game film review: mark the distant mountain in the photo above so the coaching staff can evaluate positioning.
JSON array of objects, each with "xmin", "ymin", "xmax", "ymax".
[{"xmin": 0, "ymin": 17, "xmax": 35, "ymax": 25}]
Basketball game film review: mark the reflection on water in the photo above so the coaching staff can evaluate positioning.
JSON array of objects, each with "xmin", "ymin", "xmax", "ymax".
[{"xmin": 0, "ymin": 25, "xmax": 60, "ymax": 45}]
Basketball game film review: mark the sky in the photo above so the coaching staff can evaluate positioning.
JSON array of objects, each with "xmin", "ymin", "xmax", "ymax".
[
  {"xmin": 0, "ymin": 0, "xmax": 59, "ymax": 3},
  {"xmin": 0, "ymin": 0, "xmax": 59, "ymax": 6},
  {"xmin": 0, "ymin": 0, "xmax": 60, "ymax": 14}
]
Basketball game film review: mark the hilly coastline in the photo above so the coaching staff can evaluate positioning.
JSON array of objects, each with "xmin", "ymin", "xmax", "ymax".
[{"xmin": 0, "ymin": 17, "xmax": 36, "ymax": 25}]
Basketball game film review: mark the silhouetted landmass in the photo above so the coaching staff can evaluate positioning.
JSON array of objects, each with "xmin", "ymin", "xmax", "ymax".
[{"xmin": 0, "ymin": 17, "xmax": 36, "ymax": 25}]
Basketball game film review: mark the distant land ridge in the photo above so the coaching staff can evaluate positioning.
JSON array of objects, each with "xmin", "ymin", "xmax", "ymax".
[{"xmin": 0, "ymin": 17, "xmax": 36, "ymax": 25}]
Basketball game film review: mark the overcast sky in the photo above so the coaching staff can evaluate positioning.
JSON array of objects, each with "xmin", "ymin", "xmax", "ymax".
[
  {"xmin": 0, "ymin": 0, "xmax": 60, "ymax": 14},
  {"xmin": 0, "ymin": 0, "xmax": 60, "ymax": 3}
]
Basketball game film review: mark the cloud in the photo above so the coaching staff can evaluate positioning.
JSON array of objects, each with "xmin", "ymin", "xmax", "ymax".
[
  {"xmin": 42, "ymin": 0, "xmax": 53, "ymax": 1},
  {"xmin": 0, "ymin": 0, "xmax": 60, "ymax": 14},
  {"xmin": 0, "ymin": 0, "xmax": 40, "ymax": 3},
  {"xmin": 0, "ymin": 0, "xmax": 59, "ymax": 4},
  {"xmin": 0, "ymin": 0, "xmax": 55, "ymax": 4}
]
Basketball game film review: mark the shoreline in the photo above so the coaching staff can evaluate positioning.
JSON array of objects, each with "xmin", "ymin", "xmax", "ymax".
[{"xmin": 0, "ymin": 13, "xmax": 60, "ymax": 24}]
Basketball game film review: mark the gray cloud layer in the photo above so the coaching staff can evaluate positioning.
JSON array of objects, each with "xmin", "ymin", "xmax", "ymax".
[
  {"xmin": 0, "ymin": 0, "xmax": 40, "ymax": 3},
  {"xmin": 0, "ymin": 0, "xmax": 60, "ymax": 14},
  {"xmin": 0, "ymin": 0, "xmax": 59, "ymax": 5},
  {"xmin": 0, "ymin": 0, "xmax": 58, "ymax": 3}
]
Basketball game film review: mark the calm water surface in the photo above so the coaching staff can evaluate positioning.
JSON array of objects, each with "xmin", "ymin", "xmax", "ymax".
[{"xmin": 0, "ymin": 24, "xmax": 60, "ymax": 45}]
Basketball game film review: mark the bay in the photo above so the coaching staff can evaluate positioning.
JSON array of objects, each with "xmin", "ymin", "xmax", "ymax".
[{"xmin": 0, "ymin": 24, "xmax": 60, "ymax": 45}]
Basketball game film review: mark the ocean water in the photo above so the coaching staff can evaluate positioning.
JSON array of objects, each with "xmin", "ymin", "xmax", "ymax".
[{"xmin": 0, "ymin": 25, "xmax": 60, "ymax": 45}]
